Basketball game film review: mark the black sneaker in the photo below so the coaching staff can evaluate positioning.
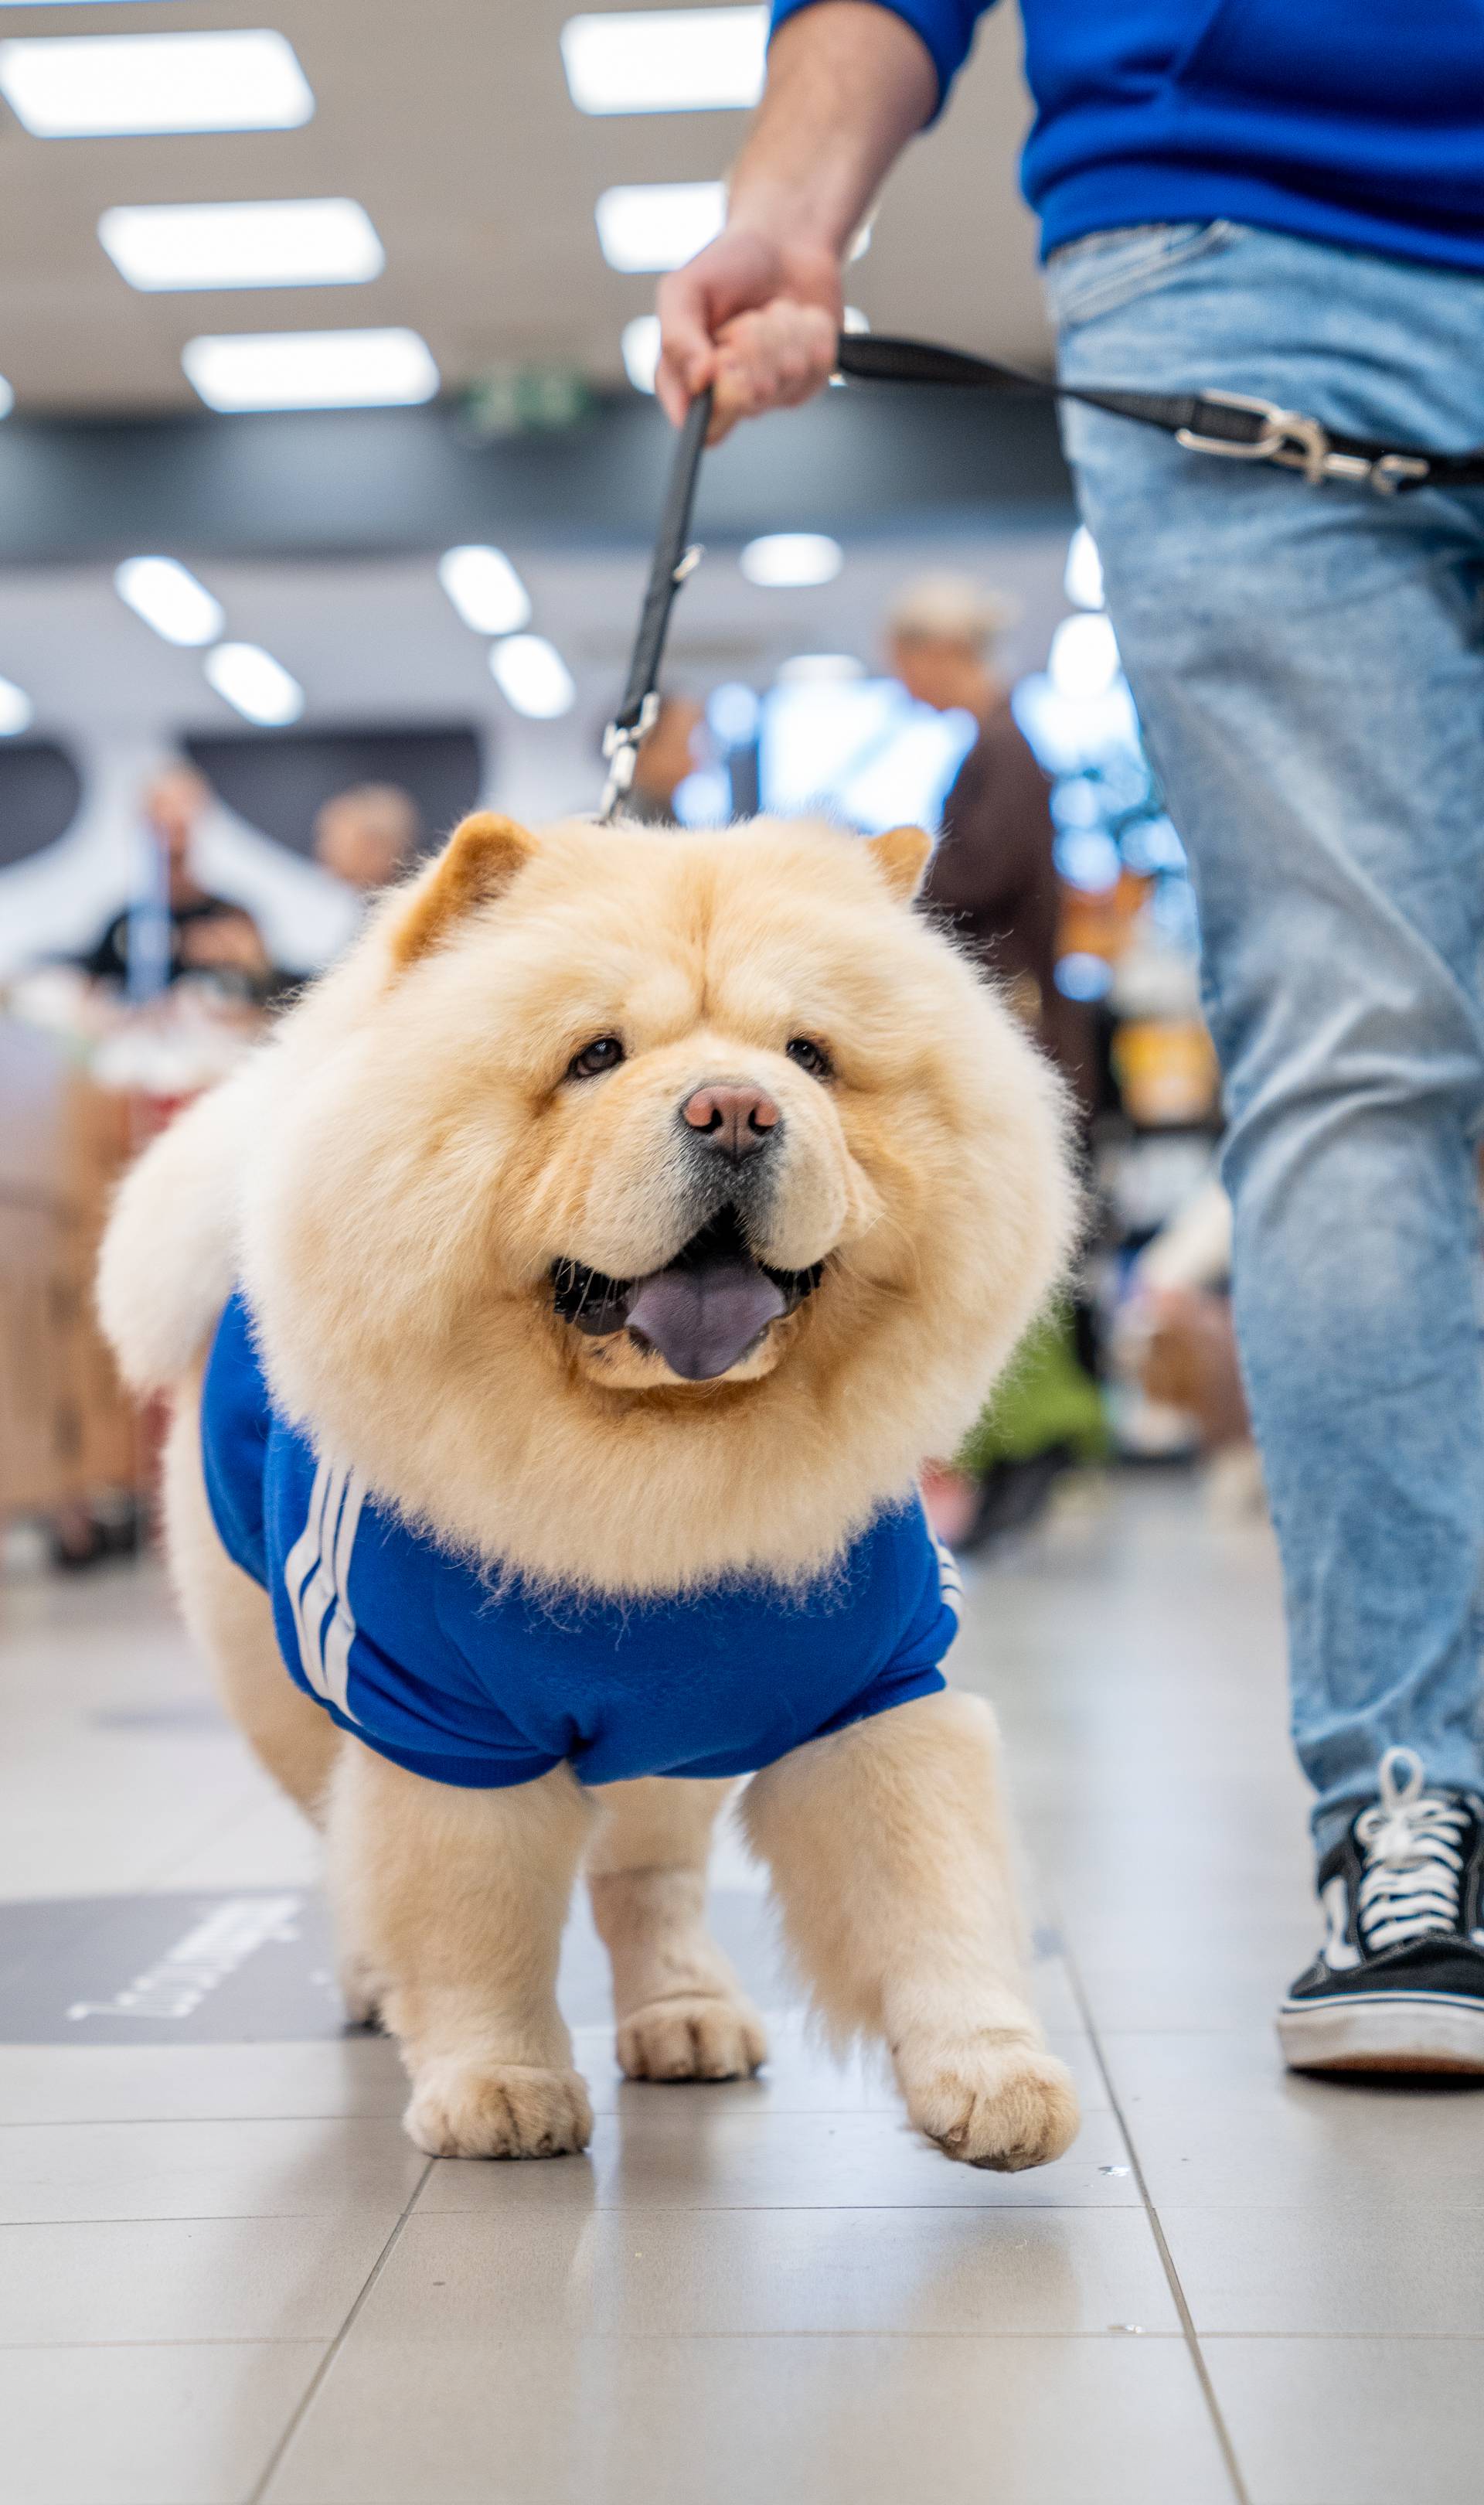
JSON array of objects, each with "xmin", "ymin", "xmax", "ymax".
[{"xmin": 1278, "ymin": 1747, "xmax": 1484, "ymax": 2075}]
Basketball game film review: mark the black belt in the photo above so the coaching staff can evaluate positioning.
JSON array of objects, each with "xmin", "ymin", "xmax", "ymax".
[{"xmin": 598, "ymin": 331, "xmax": 1484, "ymax": 817}]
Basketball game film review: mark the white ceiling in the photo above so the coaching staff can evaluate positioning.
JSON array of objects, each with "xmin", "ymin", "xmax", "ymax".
[{"xmin": 0, "ymin": 0, "xmax": 1051, "ymax": 416}]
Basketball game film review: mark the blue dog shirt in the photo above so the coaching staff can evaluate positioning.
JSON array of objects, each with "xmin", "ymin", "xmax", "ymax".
[{"xmin": 200, "ymin": 1291, "xmax": 961, "ymax": 1791}]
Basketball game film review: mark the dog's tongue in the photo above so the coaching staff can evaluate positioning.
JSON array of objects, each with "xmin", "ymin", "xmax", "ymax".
[{"xmin": 626, "ymin": 1248, "xmax": 786, "ymax": 1382}]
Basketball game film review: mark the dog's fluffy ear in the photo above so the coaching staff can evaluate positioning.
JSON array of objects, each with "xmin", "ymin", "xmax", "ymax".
[
  {"xmin": 390, "ymin": 813, "xmax": 537, "ymax": 967},
  {"xmin": 866, "ymin": 823, "xmax": 932, "ymax": 903}
]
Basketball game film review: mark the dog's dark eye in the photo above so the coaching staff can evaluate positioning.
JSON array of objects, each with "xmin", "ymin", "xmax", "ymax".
[
  {"xmin": 786, "ymin": 1036, "xmax": 832, "ymax": 1080},
  {"xmin": 569, "ymin": 1035, "xmax": 625, "ymax": 1080}
]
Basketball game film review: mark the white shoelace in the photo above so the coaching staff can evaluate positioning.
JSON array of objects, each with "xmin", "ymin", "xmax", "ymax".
[{"xmin": 1353, "ymin": 1747, "xmax": 1469, "ymax": 1955}]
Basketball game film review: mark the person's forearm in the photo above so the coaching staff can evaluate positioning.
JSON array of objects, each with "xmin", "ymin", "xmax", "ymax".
[
  {"xmin": 655, "ymin": 1, "xmax": 938, "ymax": 431},
  {"xmin": 728, "ymin": 3, "xmax": 938, "ymax": 260}
]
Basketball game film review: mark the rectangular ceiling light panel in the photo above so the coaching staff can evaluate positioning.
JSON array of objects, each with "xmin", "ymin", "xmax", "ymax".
[
  {"xmin": 182, "ymin": 328, "xmax": 440, "ymax": 411},
  {"xmin": 595, "ymin": 181, "xmax": 725, "ymax": 272},
  {"xmin": 438, "ymin": 547, "xmax": 531, "ymax": 637},
  {"xmin": 114, "ymin": 556, "xmax": 224, "ymax": 647},
  {"xmin": 621, "ymin": 312, "xmax": 661, "ymax": 393},
  {"xmin": 0, "ymin": 30, "xmax": 315, "ymax": 137},
  {"xmin": 562, "ymin": 7, "xmax": 765, "ymax": 114},
  {"xmin": 204, "ymin": 642, "xmax": 304, "ymax": 726},
  {"xmin": 99, "ymin": 199, "xmax": 384, "ymax": 292}
]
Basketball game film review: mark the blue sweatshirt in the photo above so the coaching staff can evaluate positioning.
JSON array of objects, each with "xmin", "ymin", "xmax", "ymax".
[
  {"xmin": 769, "ymin": 0, "xmax": 1484, "ymax": 271},
  {"xmin": 199, "ymin": 1290, "xmax": 962, "ymax": 1791}
]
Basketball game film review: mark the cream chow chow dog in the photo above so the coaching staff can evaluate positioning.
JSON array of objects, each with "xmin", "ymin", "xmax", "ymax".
[{"xmin": 99, "ymin": 809, "xmax": 1079, "ymax": 2169}]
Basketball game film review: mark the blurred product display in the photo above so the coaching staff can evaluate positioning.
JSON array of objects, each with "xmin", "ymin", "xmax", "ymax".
[{"xmin": 0, "ymin": 1020, "xmax": 151, "ymax": 1557}]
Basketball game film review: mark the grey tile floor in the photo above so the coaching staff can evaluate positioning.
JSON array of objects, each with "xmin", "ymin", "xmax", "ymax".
[{"xmin": 1, "ymin": 1474, "xmax": 1479, "ymax": 2505}]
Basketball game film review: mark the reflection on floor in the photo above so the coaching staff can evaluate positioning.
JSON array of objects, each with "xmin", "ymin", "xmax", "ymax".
[{"xmin": 1, "ymin": 1473, "xmax": 1480, "ymax": 2505}]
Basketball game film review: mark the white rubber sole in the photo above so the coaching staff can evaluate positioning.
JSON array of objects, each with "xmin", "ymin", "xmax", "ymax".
[{"xmin": 1278, "ymin": 1989, "xmax": 1484, "ymax": 2075}]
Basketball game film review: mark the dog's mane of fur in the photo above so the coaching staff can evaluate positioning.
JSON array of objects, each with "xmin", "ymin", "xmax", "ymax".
[{"xmin": 100, "ymin": 813, "xmax": 1076, "ymax": 1599}]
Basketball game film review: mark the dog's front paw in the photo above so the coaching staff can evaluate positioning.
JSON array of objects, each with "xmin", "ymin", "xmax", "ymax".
[
  {"xmin": 618, "ymin": 1992, "xmax": 768, "ymax": 2082},
  {"xmin": 897, "ymin": 2033, "xmax": 1079, "ymax": 2171},
  {"xmin": 405, "ymin": 2058, "xmax": 593, "ymax": 2159}
]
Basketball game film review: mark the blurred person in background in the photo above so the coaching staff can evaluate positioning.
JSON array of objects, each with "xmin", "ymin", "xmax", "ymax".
[
  {"xmin": 888, "ymin": 571, "xmax": 1104, "ymax": 1550},
  {"xmin": 80, "ymin": 764, "xmax": 281, "ymax": 1004},
  {"xmin": 623, "ymin": 694, "xmax": 706, "ymax": 825},
  {"xmin": 890, "ymin": 570, "xmax": 1090, "ymax": 1096},
  {"xmin": 313, "ymin": 782, "xmax": 420, "ymax": 899},
  {"xmin": 657, "ymin": 0, "xmax": 1484, "ymax": 2077}
]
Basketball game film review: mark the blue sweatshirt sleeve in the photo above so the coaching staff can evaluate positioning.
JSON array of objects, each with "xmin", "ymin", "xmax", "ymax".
[{"xmin": 768, "ymin": 0, "xmax": 992, "ymax": 120}]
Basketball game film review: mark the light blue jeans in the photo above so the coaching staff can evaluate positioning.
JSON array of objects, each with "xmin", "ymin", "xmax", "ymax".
[{"xmin": 1047, "ymin": 220, "xmax": 1484, "ymax": 1852}]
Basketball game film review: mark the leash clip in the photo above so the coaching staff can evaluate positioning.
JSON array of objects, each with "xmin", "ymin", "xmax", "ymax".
[
  {"xmin": 598, "ymin": 689, "xmax": 662, "ymax": 821},
  {"xmin": 1176, "ymin": 389, "xmax": 1329, "ymax": 484},
  {"xmin": 1370, "ymin": 452, "xmax": 1432, "ymax": 496},
  {"xmin": 1178, "ymin": 389, "xmax": 1433, "ymax": 495}
]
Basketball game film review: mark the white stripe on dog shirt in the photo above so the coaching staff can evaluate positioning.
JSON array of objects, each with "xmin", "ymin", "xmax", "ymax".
[
  {"xmin": 932, "ymin": 1533, "xmax": 964, "ymax": 1620},
  {"xmin": 320, "ymin": 1467, "xmax": 368, "ymax": 1716},
  {"xmin": 283, "ymin": 1457, "xmax": 366, "ymax": 1719}
]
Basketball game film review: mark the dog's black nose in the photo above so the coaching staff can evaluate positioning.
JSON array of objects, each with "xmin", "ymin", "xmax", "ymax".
[{"xmin": 681, "ymin": 1083, "xmax": 780, "ymax": 1162}]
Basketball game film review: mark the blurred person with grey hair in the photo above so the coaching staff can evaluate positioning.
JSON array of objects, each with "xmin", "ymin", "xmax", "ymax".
[
  {"xmin": 887, "ymin": 571, "xmax": 1088, "ymax": 1099},
  {"xmin": 313, "ymin": 783, "xmax": 421, "ymax": 898}
]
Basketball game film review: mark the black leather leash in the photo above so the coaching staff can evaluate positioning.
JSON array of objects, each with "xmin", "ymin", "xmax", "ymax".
[
  {"xmin": 837, "ymin": 331, "xmax": 1484, "ymax": 496},
  {"xmin": 599, "ymin": 383, "xmax": 713, "ymax": 820},
  {"xmin": 598, "ymin": 332, "xmax": 1484, "ymax": 818}
]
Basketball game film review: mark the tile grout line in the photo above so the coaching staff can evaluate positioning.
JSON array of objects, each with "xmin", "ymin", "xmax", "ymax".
[
  {"xmin": 1056, "ymin": 1940, "xmax": 1253, "ymax": 2505},
  {"xmin": 244, "ymin": 2151, "xmax": 434, "ymax": 2505}
]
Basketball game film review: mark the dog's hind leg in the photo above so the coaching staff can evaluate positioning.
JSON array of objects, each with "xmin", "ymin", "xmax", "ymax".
[
  {"xmin": 328, "ymin": 1743, "xmax": 595, "ymax": 2158},
  {"xmin": 587, "ymin": 1778, "xmax": 768, "ymax": 2081},
  {"xmin": 162, "ymin": 1380, "xmax": 339, "ymax": 1822},
  {"xmin": 743, "ymin": 1691, "xmax": 1079, "ymax": 2169}
]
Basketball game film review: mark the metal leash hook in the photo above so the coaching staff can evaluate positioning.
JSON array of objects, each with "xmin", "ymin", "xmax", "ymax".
[{"xmin": 599, "ymin": 385, "xmax": 714, "ymax": 822}]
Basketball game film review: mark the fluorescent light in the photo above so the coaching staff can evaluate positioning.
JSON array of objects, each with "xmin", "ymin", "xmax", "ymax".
[
  {"xmin": 740, "ymin": 533, "xmax": 842, "ymax": 589},
  {"xmin": 774, "ymin": 653, "xmax": 864, "ymax": 683},
  {"xmin": 114, "ymin": 556, "xmax": 223, "ymax": 648},
  {"xmin": 204, "ymin": 642, "xmax": 304, "ymax": 726},
  {"xmin": 842, "ymin": 305, "xmax": 870, "ymax": 333},
  {"xmin": 621, "ymin": 312, "xmax": 661, "ymax": 394},
  {"xmin": 182, "ymin": 328, "xmax": 439, "ymax": 412},
  {"xmin": 0, "ymin": 376, "xmax": 12, "ymax": 420},
  {"xmin": 1047, "ymin": 612, "xmax": 1119, "ymax": 700},
  {"xmin": 562, "ymin": 8, "xmax": 764, "ymax": 113},
  {"xmin": 0, "ymin": 674, "xmax": 32, "ymax": 735},
  {"xmin": 99, "ymin": 199, "xmax": 383, "ymax": 294},
  {"xmin": 595, "ymin": 181, "xmax": 724, "ymax": 274},
  {"xmin": 0, "ymin": 31, "xmax": 314, "ymax": 138},
  {"xmin": 1064, "ymin": 524, "xmax": 1104, "ymax": 612},
  {"xmin": 438, "ymin": 546, "xmax": 531, "ymax": 636},
  {"xmin": 490, "ymin": 634, "xmax": 575, "ymax": 720}
]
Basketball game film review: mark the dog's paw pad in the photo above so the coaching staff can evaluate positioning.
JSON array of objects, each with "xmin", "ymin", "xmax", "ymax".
[
  {"xmin": 618, "ymin": 1994, "xmax": 768, "ymax": 2082},
  {"xmin": 404, "ymin": 2060, "xmax": 593, "ymax": 2159},
  {"xmin": 900, "ymin": 2035, "xmax": 1080, "ymax": 2171}
]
